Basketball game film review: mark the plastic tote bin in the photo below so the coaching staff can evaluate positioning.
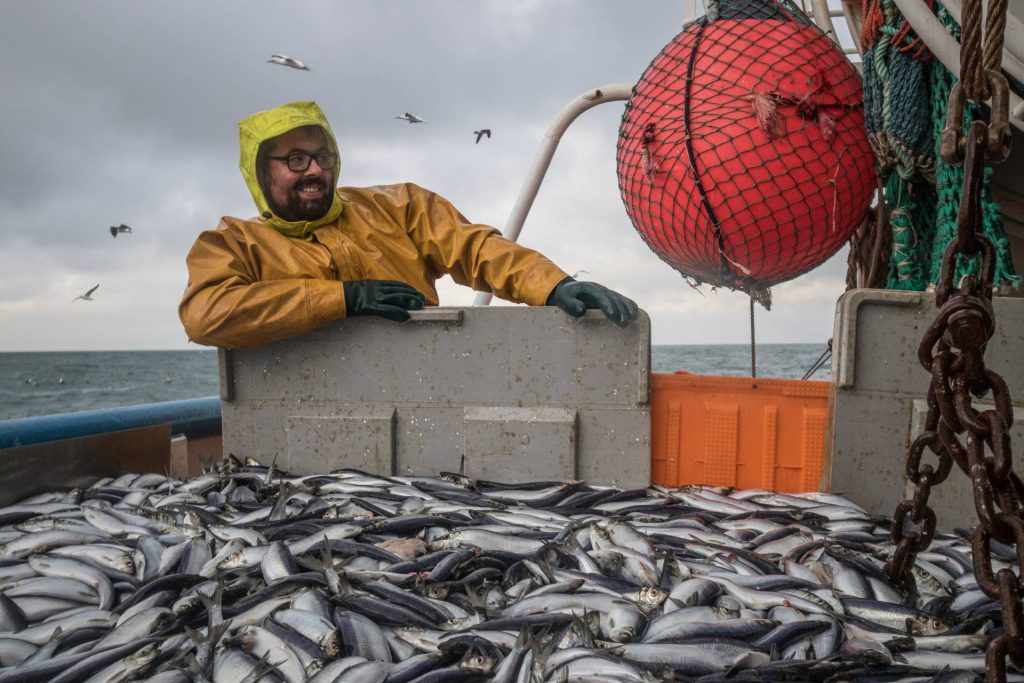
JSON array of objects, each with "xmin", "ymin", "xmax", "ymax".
[{"xmin": 651, "ymin": 372, "xmax": 829, "ymax": 493}]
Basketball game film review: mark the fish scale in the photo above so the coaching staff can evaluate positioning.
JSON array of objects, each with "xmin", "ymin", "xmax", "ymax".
[{"xmin": 0, "ymin": 460, "xmax": 1015, "ymax": 681}]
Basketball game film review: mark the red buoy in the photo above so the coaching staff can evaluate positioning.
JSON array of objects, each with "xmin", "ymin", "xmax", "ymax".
[{"xmin": 616, "ymin": 0, "xmax": 875, "ymax": 304}]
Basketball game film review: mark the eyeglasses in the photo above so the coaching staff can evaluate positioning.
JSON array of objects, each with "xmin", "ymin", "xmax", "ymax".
[{"xmin": 267, "ymin": 151, "xmax": 338, "ymax": 172}]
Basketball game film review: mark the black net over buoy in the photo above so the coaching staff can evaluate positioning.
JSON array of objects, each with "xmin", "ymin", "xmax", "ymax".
[{"xmin": 616, "ymin": 0, "xmax": 876, "ymax": 305}]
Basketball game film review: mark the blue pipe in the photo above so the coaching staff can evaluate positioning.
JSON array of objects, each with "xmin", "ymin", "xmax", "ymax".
[{"xmin": 0, "ymin": 397, "xmax": 221, "ymax": 449}]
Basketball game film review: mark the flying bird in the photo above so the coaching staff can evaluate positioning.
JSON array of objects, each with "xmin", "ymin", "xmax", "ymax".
[
  {"xmin": 268, "ymin": 54, "xmax": 311, "ymax": 71},
  {"xmin": 72, "ymin": 284, "xmax": 99, "ymax": 303},
  {"xmin": 109, "ymin": 224, "xmax": 132, "ymax": 238},
  {"xmin": 474, "ymin": 129, "xmax": 492, "ymax": 144},
  {"xmin": 395, "ymin": 113, "xmax": 425, "ymax": 123}
]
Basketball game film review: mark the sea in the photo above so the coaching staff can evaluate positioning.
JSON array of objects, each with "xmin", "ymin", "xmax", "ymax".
[{"xmin": 0, "ymin": 344, "xmax": 831, "ymax": 421}]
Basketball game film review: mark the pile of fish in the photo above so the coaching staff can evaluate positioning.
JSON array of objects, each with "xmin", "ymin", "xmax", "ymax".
[{"xmin": 0, "ymin": 456, "xmax": 1019, "ymax": 682}]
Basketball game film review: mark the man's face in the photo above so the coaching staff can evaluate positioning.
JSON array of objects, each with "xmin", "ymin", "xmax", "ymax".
[{"xmin": 259, "ymin": 126, "xmax": 337, "ymax": 222}]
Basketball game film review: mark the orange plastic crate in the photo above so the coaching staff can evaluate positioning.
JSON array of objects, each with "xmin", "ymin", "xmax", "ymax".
[{"xmin": 651, "ymin": 372, "xmax": 830, "ymax": 493}]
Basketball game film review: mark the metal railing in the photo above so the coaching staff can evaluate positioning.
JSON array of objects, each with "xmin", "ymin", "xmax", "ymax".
[{"xmin": 0, "ymin": 397, "xmax": 221, "ymax": 450}]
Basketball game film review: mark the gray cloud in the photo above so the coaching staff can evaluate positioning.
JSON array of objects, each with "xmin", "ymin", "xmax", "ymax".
[{"xmin": 0, "ymin": 0, "xmax": 860, "ymax": 350}]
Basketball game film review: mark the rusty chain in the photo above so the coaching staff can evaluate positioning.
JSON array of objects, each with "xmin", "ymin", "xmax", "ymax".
[{"xmin": 885, "ymin": 0, "xmax": 1018, "ymax": 679}]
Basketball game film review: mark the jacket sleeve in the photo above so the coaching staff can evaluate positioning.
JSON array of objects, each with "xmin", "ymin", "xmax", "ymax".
[
  {"xmin": 400, "ymin": 184, "xmax": 570, "ymax": 305},
  {"xmin": 178, "ymin": 228, "xmax": 347, "ymax": 349}
]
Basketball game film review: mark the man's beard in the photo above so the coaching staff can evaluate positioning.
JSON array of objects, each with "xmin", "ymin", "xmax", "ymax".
[{"xmin": 269, "ymin": 178, "xmax": 333, "ymax": 221}]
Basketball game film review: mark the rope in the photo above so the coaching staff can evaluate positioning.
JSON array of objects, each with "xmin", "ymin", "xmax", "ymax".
[
  {"xmin": 926, "ymin": 7, "xmax": 1021, "ymax": 289},
  {"xmin": 679, "ymin": 19, "xmax": 738, "ymax": 286},
  {"xmin": 861, "ymin": 0, "xmax": 885, "ymax": 51},
  {"xmin": 961, "ymin": 0, "xmax": 1009, "ymax": 100},
  {"xmin": 801, "ymin": 339, "xmax": 833, "ymax": 380},
  {"xmin": 862, "ymin": 6, "xmax": 933, "ymax": 293},
  {"xmin": 860, "ymin": 0, "xmax": 1019, "ymax": 293},
  {"xmin": 961, "ymin": 0, "xmax": 985, "ymax": 98},
  {"xmin": 983, "ymin": 0, "xmax": 1008, "ymax": 75},
  {"xmin": 887, "ymin": 175, "xmax": 928, "ymax": 289},
  {"xmin": 749, "ymin": 296, "xmax": 757, "ymax": 379}
]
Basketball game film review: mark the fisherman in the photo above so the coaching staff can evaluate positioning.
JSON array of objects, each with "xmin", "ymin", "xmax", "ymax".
[{"xmin": 179, "ymin": 101, "xmax": 637, "ymax": 348}]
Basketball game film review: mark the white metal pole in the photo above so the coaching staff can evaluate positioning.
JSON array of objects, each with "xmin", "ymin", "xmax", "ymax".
[
  {"xmin": 473, "ymin": 83, "xmax": 634, "ymax": 306},
  {"xmin": 682, "ymin": 0, "xmax": 701, "ymax": 25},
  {"xmin": 810, "ymin": 0, "xmax": 840, "ymax": 46}
]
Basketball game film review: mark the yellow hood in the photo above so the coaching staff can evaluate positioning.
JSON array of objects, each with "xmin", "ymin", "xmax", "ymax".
[{"xmin": 238, "ymin": 101, "xmax": 343, "ymax": 238}]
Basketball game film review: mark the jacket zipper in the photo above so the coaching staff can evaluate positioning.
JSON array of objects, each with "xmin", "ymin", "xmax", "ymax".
[{"xmin": 315, "ymin": 241, "xmax": 339, "ymax": 280}]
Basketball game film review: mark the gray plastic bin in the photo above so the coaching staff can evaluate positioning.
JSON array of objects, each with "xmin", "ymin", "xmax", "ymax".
[
  {"xmin": 830, "ymin": 290, "xmax": 1024, "ymax": 528},
  {"xmin": 219, "ymin": 306, "xmax": 651, "ymax": 487}
]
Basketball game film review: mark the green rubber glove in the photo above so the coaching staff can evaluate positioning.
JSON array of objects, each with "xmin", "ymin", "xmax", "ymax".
[
  {"xmin": 343, "ymin": 280, "xmax": 424, "ymax": 322},
  {"xmin": 546, "ymin": 277, "xmax": 638, "ymax": 328}
]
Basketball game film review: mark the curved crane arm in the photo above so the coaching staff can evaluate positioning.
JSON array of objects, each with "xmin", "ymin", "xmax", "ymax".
[{"xmin": 473, "ymin": 84, "xmax": 633, "ymax": 306}]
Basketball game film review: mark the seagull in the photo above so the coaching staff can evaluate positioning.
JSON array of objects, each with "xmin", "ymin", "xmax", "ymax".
[
  {"xmin": 395, "ymin": 113, "xmax": 425, "ymax": 123},
  {"xmin": 268, "ymin": 54, "xmax": 311, "ymax": 71},
  {"xmin": 474, "ymin": 129, "xmax": 491, "ymax": 144},
  {"xmin": 109, "ymin": 224, "xmax": 132, "ymax": 238},
  {"xmin": 72, "ymin": 284, "xmax": 99, "ymax": 303}
]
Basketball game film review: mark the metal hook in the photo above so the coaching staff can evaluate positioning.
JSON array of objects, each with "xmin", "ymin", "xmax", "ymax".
[
  {"xmin": 984, "ymin": 70, "xmax": 1013, "ymax": 164},
  {"xmin": 940, "ymin": 82, "xmax": 966, "ymax": 164}
]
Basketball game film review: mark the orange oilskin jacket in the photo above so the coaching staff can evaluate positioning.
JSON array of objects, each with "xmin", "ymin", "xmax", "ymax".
[{"xmin": 179, "ymin": 101, "xmax": 568, "ymax": 349}]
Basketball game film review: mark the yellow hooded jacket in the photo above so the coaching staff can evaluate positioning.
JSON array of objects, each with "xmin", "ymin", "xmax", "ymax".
[{"xmin": 179, "ymin": 101, "xmax": 570, "ymax": 349}]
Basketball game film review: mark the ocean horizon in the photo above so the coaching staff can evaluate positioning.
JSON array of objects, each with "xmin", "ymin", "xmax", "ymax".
[{"xmin": 0, "ymin": 344, "xmax": 831, "ymax": 421}]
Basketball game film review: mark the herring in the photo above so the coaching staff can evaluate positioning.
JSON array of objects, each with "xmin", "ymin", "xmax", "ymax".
[{"xmin": 0, "ymin": 458, "xmax": 1013, "ymax": 681}]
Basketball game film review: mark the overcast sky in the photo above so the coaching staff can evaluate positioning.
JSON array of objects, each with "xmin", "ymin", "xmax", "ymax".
[{"xmin": 0, "ymin": 0, "xmax": 859, "ymax": 351}]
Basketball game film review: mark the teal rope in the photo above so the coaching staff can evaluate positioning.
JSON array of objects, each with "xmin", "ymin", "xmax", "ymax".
[
  {"xmin": 925, "ymin": 7, "xmax": 1021, "ymax": 289},
  {"xmin": 886, "ymin": 174, "xmax": 929, "ymax": 290},
  {"xmin": 870, "ymin": 0, "xmax": 1018, "ymax": 291},
  {"xmin": 865, "ymin": 0, "xmax": 938, "ymax": 291}
]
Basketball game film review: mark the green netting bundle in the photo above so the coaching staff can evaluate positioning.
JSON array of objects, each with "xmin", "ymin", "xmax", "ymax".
[{"xmin": 862, "ymin": 0, "xmax": 1019, "ymax": 291}]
